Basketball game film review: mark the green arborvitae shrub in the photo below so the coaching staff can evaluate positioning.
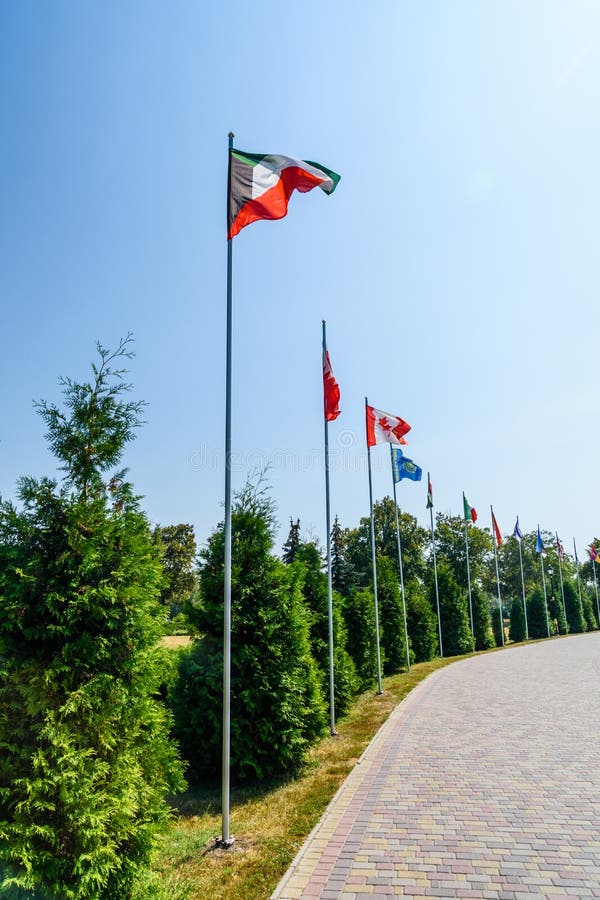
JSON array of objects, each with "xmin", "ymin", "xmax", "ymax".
[
  {"xmin": 171, "ymin": 482, "xmax": 327, "ymax": 784},
  {"xmin": 548, "ymin": 594, "xmax": 568, "ymax": 635},
  {"xmin": 472, "ymin": 585, "xmax": 495, "ymax": 650},
  {"xmin": 491, "ymin": 604, "xmax": 504, "ymax": 647},
  {"xmin": 582, "ymin": 592, "xmax": 599, "ymax": 631},
  {"xmin": 563, "ymin": 579, "xmax": 586, "ymax": 634},
  {"xmin": 343, "ymin": 587, "xmax": 378, "ymax": 692},
  {"xmin": 0, "ymin": 339, "xmax": 185, "ymax": 899},
  {"xmin": 526, "ymin": 588, "xmax": 550, "ymax": 639},
  {"xmin": 405, "ymin": 577, "xmax": 439, "ymax": 662},
  {"xmin": 509, "ymin": 595, "xmax": 527, "ymax": 643},
  {"xmin": 430, "ymin": 562, "xmax": 474, "ymax": 656},
  {"xmin": 376, "ymin": 556, "xmax": 411, "ymax": 675},
  {"xmin": 293, "ymin": 542, "xmax": 358, "ymax": 717}
]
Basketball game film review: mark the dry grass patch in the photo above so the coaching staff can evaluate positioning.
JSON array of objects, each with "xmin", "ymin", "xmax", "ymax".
[{"xmin": 154, "ymin": 656, "xmax": 459, "ymax": 899}]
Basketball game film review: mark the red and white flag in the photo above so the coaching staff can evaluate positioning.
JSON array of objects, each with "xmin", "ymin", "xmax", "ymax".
[
  {"xmin": 323, "ymin": 349, "xmax": 341, "ymax": 421},
  {"xmin": 366, "ymin": 404, "xmax": 411, "ymax": 448}
]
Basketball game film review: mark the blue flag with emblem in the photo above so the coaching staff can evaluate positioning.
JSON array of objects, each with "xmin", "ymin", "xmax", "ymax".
[{"xmin": 391, "ymin": 448, "xmax": 423, "ymax": 483}]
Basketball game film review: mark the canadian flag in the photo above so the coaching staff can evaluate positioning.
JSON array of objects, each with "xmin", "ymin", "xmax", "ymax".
[
  {"xmin": 366, "ymin": 404, "xmax": 411, "ymax": 448},
  {"xmin": 323, "ymin": 350, "xmax": 341, "ymax": 421}
]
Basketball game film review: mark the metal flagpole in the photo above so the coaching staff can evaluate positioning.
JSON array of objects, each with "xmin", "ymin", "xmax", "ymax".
[
  {"xmin": 221, "ymin": 131, "xmax": 235, "ymax": 848},
  {"xmin": 491, "ymin": 506, "xmax": 504, "ymax": 646},
  {"xmin": 390, "ymin": 446, "xmax": 410, "ymax": 672},
  {"xmin": 322, "ymin": 321, "xmax": 337, "ymax": 735},
  {"xmin": 366, "ymin": 397, "xmax": 383, "ymax": 694},
  {"xmin": 556, "ymin": 533, "xmax": 567, "ymax": 626},
  {"xmin": 516, "ymin": 518, "xmax": 528, "ymax": 640},
  {"xmin": 428, "ymin": 474, "xmax": 443, "ymax": 657},
  {"xmin": 574, "ymin": 538, "xmax": 583, "ymax": 610},
  {"xmin": 463, "ymin": 493, "xmax": 474, "ymax": 635},
  {"xmin": 539, "ymin": 526, "xmax": 550, "ymax": 638}
]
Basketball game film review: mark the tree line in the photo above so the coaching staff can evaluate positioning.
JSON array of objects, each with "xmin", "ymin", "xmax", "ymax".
[{"xmin": 1, "ymin": 340, "xmax": 598, "ymax": 898}]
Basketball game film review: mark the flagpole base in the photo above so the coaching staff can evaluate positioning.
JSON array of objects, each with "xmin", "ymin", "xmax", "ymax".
[{"xmin": 216, "ymin": 836, "xmax": 235, "ymax": 849}]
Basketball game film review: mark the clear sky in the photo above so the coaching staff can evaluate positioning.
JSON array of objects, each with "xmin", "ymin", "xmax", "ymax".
[{"xmin": 1, "ymin": 1, "xmax": 600, "ymax": 557}]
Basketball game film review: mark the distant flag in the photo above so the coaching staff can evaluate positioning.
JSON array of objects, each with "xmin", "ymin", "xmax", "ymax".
[
  {"xmin": 426, "ymin": 475, "xmax": 433, "ymax": 509},
  {"xmin": 536, "ymin": 527, "xmax": 546, "ymax": 556},
  {"xmin": 556, "ymin": 535, "xmax": 564, "ymax": 559},
  {"xmin": 391, "ymin": 448, "xmax": 422, "ymax": 483},
  {"xmin": 463, "ymin": 494, "xmax": 477, "ymax": 524},
  {"xmin": 513, "ymin": 517, "xmax": 523, "ymax": 542},
  {"xmin": 589, "ymin": 545, "xmax": 598, "ymax": 563},
  {"xmin": 574, "ymin": 539, "xmax": 579, "ymax": 564},
  {"xmin": 228, "ymin": 150, "xmax": 340, "ymax": 238},
  {"xmin": 366, "ymin": 405, "xmax": 411, "ymax": 448},
  {"xmin": 491, "ymin": 510, "xmax": 503, "ymax": 547},
  {"xmin": 322, "ymin": 348, "xmax": 341, "ymax": 422}
]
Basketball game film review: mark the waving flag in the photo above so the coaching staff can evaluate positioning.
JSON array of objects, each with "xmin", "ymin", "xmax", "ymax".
[
  {"xmin": 513, "ymin": 517, "xmax": 523, "ymax": 542},
  {"xmin": 322, "ymin": 349, "xmax": 340, "ymax": 421},
  {"xmin": 492, "ymin": 510, "xmax": 503, "ymax": 546},
  {"xmin": 391, "ymin": 448, "xmax": 422, "ymax": 483},
  {"xmin": 228, "ymin": 150, "xmax": 340, "ymax": 238},
  {"xmin": 536, "ymin": 527, "xmax": 546, "ymax": 556},
  {"xmin": 426, "ymin": 475, "xmax": 433, "ymax": 509},
  {"xmin": 366, "ymin": 405, "xmax": 411, "ymax": 447},
  {"xmin": 463, "ymin": 493, "xmax": 477, "ymax": 523},
  {"xmin": 556, "ymin": 534, "xmax": 564, "ymax": 559},
  {"xmin": 589, "ymin": 545, "xmax": 598, "ymax": 563}
]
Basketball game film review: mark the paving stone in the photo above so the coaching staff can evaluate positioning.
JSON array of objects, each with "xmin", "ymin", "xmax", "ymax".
[{"xmin": 271, "ymin": 635, "xmax": 600, "ymax": 900}]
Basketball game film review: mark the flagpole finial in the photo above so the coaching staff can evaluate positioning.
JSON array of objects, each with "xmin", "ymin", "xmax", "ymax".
[{"xmin": 228, "ymin": 131, "xmax": 235, "ymax": 139}]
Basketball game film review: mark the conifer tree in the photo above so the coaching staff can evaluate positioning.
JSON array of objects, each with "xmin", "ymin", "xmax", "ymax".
[
  {"xmin": 0, "ymin": 338, "xmax": 184, "ymax": 899},
  {"xmin": 471, "ymin": 585, "xmax": 495, "ymax": 650},
  {"xmin": 376, "ymin": 555, "xmax": 411, "ymax": 674},
  {"xmin": 491, "ymin": 604, "xmax": 504, "ymax": 647},
  {"xmin": 430, "ymin": 562, "xmax": 474, "ymax": 656},
  {"xmin": 331, "ymin": 515, "xmax": 355, "ymax": 596},
  {"xmin": 509, "ymin": 595, "xmax": 527, "ymax": 643},
  {"xmin": 172, "ymin": 482, "xmax": 326, "ymax": 783},
  {"xmin": 293, "ymin": 542, "xmax": 358, "ymax": 715},
  {"xmin": 405, "ymin": 578, "xmax": 439, "ymax": 662},
  {"xmin": 581, "ymin": 592, "xmax": 599, "ymax": 631},
  {"xmin": 343, "ymin": 588, "xmax": 378, "ymax": 691},
  {"xmin": 282, "ymin": 517, "xmax": 301, "ymax": 563},
  {"xmin": 547, "ymin": 595, "xmax": 567, "ymax": 635},
  {"xmin": 563, "ymin": 579, "xmax": 586, "ymax": 634},
  {"xmin": 526, "ymin": 588, "xmax": 550, "ymax": 639}
]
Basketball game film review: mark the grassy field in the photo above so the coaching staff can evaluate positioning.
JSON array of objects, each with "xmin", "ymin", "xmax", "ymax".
[{"xmin": 153, "ymin": 655, "xmax": 461, "ymax": 899}]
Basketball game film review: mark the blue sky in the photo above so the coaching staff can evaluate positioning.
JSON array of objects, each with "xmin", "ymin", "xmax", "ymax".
[{"xmin": 1, "ymin": 1, "xmax": 600, "ymax": 557}]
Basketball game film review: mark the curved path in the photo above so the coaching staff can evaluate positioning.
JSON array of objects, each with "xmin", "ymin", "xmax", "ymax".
[{"xmin": 272, "ymin": 634, "xmax": 600, "ymax": 899}]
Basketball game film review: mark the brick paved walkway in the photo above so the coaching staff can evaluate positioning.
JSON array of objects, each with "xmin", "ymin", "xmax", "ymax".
[{"xmin": 272, "ymin": 634, "xmax": 600, "ymax": 899}]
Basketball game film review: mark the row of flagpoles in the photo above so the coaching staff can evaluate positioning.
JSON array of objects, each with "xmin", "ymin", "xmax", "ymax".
[{"xmin": 220, "ymin": 135, "xmax": 600, "ymax": 846}]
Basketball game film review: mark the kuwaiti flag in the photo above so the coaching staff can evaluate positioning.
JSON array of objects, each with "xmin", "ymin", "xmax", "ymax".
[
  {"xmin": 228, "ymin": 149, "xmax": 340, "ymax": 239},
  {"xmin": 366, "ymin": 405, "xmax": 411, "ymax": 448},
  {"xmin": 323, "ymin": 349, "xmax": 341, "ymax": 422}
]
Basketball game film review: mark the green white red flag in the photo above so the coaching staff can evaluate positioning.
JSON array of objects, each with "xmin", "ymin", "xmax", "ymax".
[
  {"xmin": 463, "ymin": 493, "xmax": 477, "ymax": 523},
  {"xmin": 366, "ymin": 405, "xmax": 411, "ymax": 448},
  {"xmin": 228, "ymin": 149, "xmax": 340, "ymax": 239}
]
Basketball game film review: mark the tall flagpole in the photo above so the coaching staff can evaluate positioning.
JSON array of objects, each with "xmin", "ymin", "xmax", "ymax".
[
  {"xmin": 574, "ymin": 538, "xmax": 583, "ymax": 610},
  {"xmin": 462, "ymin": 493, "xmax": 474, "ymax": 634},
  {"xmin": 491, "ymin": 506, "xmax": 504, "ymax": 646},
  {"xmin": 221, "ymin": 132, "xmax": 235, "ymax": 848},
  {"xmin": 366, "ymin": 397, "xmax": 383, "ymax": 694},
  {"xmin": 592, "ymin": 557, "xmax": 600, "ymax": 628},
  {"xmin": 555, "ymin": 533, "xmax": 567, "ymax": 626},
  {"xmin": 428, "ymin": 475, "xmax": 443, "ymax": 657},
  {"xmin": 322, "ymin": 321, "xmax": 337, "ymax": 735},
  {"xmin": 390, "ymin": 446, "xmax": 410, "ymax": 672},
  {"xmin": 516, "ymin": 518, "xmax": 528, "ymax": 640},
  {"xmin": 539, "ymin": 526, "xmax": 550, "ymax": 638}
]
